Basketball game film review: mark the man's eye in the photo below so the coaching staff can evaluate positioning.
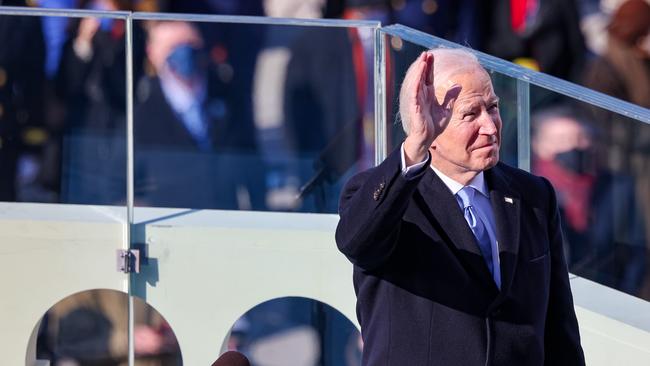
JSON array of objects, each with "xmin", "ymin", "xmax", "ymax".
[
  {"xmin": 462, "ymin": 112, "xmax": 475, "ymax": 119},
  {"xmin": 489, "ymin": 104, "xmax": 499, "ymax": 111}
]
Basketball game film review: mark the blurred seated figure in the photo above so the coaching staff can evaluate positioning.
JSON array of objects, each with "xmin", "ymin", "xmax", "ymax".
[
  {"xmin": 36, "ymin": 289, "xmax": 181, "ymax": 366},
  {"xmin": 582, "ymin": 1, "xmax": 650, "ymax": 300},
  {"xmin": 134, "ymin": 21, "xmax": 266, "ymax": 210},
  {"xmin": 531, "ymin": 108, "xmax": 647, "ymax": 296},
  {"xmin": 583, "ymin": 0, "xmax": 650, "ymax": 108}
]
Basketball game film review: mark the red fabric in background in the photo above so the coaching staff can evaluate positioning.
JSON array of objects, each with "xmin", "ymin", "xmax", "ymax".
[
  {"xmin": 511, "ymin": 0, "xmax": 539, "ymax": 33},
  {"xmin": 511, "ymin": 0, "xmax": 527, "ymax": 33},
  {"xmin": 533, "ymin": 159, "xmax": 595, "ymax": 232}
]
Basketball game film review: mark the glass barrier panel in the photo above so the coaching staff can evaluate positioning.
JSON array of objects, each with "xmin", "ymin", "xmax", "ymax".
[
  {"xmin": 0, "ymin": 9, "xmax": 131, "ymax": 366},
  {"xmin": 382, "ymin": 33, "xmax": 519, "ymax": 166},
  {"xmin": 132, "ymin": 294, "xmax": 183, "ymax": 364},
  {"xmin": 132, "ymin": 18, "xmax": 378, "ymax": 213},
  {"xmin": 0, "ymin": 11, "xmax": 128, "ymax": 205},
  {"xmin": 129, "ymin": 206, "xmax": 357, "ymax": 365},
  {"xmin": 379, "ymin": 25, "xmax": 650, "ymax": 304},
  {"xmin": 529, "ymin": 85, "xmax": 650, "ymax": 301},
  {"xmin": 130, "ymin": 15, "xmax": 376, "ymax": 365}
]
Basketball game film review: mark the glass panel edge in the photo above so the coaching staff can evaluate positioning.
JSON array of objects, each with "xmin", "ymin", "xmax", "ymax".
[
  {"xmin": 374, "ymin": 27, "xmax": 387, "ymax": 165},
  {"xmin": 132, "ymin": 12, "xmax": 380, "ymax": 28},
  {"xmin": 0, "ymin": 5, "xmax": 130, "ymax": 18},
  {"xmin": 379, "ymin": 25, "xmax": 650, "ymax": 125},
  {"xmin": 516, "ymin": 80, "xmax": 531, "ymax": 172}
]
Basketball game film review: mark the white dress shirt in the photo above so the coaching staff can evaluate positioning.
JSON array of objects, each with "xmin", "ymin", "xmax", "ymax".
[{"xmin": 400, "ymin": 143, "xmax": 502, "ymax": 288}]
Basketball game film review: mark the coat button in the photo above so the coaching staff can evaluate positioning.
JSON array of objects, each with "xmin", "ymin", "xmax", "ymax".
[{"xmin": 373, "ymin": 182, "xmax": 386, "ymax": 201}]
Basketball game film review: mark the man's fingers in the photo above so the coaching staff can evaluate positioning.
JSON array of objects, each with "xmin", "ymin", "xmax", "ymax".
[
  {"xmin": 425, "ymin": 52, "xmax": 434, "ymax": 86},
  {"xmin": 408, "ymin": 53, "xmax": 428, "ymax": 106},
  {"xmin": 414, "ymin": 52, "xmax": 428, "ymax": 90}
]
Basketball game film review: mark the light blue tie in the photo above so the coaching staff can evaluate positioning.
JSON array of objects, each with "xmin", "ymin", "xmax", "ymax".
[
  {"xmin": 182, "ymin": 101, "xmax": 211, "ymax": 151},
  {"xmin": 457, "ymin": 186, "xmax": 494, "ymax": 276}
]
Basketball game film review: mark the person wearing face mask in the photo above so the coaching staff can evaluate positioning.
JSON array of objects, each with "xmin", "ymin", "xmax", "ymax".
[
  {"xmin": 581, "ymin": 0, "xmax": 650, "ymax": 300},
  {"xmin": 146, "ymin": 29, "xmax": 212, "ymax": 152},
  {"xmin": 531, "ymin": 108, "xmax": 647, "ymax": 297},
  {"xmin": 134, "ymin": 21, "xmax": 266, "ymax": 210}
]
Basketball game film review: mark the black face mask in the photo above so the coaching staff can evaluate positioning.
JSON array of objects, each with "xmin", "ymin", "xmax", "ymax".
[{"xmin": 555, "ymin": 148, "xmax": 593, "ymax": 174}]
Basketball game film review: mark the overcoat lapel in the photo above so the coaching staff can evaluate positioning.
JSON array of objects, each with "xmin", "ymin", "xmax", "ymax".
[
  {"xmin": 485, "ymin": 165, "xmax": 521, "ymax": 303},
  {"xmin": 418, "ymin": 169, "xmax": 499, "ymax": 292}
]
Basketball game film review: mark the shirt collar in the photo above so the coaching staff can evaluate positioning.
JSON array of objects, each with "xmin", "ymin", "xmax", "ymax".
[
  {"xmin": 430, "ymin": 166, "xmax": 489, "ymax": 198},
  {"xmin": 159, "ymin": 66, "xmax": 206, "ymax": 113}
]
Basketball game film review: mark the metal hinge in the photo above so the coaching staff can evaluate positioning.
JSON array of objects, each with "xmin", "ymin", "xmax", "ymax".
[{"xmin": 116, "ymin": 249, "xmax": 140, "ymax": 273}]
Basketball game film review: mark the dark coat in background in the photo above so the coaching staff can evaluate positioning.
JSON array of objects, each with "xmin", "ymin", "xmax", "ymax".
[
  {"xmin": 55, "ymin": 19, "xmax": 146, "ymax": 204},
  {"xmin": 0, "ymin": 12, "xmax": 45, "ymax": 201},
  {"xmin": 283, "ymin": 27, "xmax": 363, "ymax": 212},
  {"xmin": 284, "ymin": 26, "xmax": 359, "ymax": 158},
  {"xmin": 134, "ymin": 75, "xmax": 265, "ymax": 210},
  {"xmin": 481, "ymin": 0, "xmax": 586, "ymax": 82}
]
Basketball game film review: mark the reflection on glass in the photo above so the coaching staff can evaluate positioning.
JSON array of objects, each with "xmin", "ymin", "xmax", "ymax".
[
  {"xmin": 383, "ymin": 34, "xmax": 419, "ymax": 152},
  {"xmin": 133, "ymin": 20, "xmax": 375, "ymax": 213},
  {"xmin": 383, "ymin": 36, "xmax": 518, "ymax": 166},
  {"xmin": 35, "ymin": 289, "xmax": 182, "ymax": 365},
  {"xmin": 529, "ymin": 90, "xmax": 650, "ymax": 301},
  {"xmin": 57, "ymin": 15, "xmax": 135, "ymax": 205},
  {"xmin": 0, "ymin": 13, "xmax": 47, "ymax": 202},
  {"xmin": 0, "ymin": 13, "xmax": 132, "ymax": 205},
  {"xmin": 488, "ymin": 72, "xmax": 518, "ymax": 167},
  {"xmin": 227, "ymin": 297, "xmax": 361, "ymax": 366}
]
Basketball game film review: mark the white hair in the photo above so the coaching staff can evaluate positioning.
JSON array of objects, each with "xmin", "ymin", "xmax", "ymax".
[{"xmin": 398, "ymin": 48, "xmax": 483, "ymax": 135}]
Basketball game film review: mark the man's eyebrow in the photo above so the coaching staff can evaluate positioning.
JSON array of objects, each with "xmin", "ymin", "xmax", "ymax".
[
  {"xmin": 488, "ymin": 96, "xmax": 500, "ymax": 104},
  {"xmin": 456, "ymin": 101, "xmax": 477, "ymax": 112}
]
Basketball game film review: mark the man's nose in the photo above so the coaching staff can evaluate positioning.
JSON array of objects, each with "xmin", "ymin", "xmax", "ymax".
[{"xmin": 478, "ymin": 111, "xmax": 498, "ymax": 135}]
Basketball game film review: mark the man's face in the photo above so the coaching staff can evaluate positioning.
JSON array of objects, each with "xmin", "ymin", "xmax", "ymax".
[
  {"xmin": 532, "ymin": 116, "xmax": 591, "ymax": 161},
  {"xmin": 431, "ymin": 68, "xmax": 501, "ymax": 174},
  {"xmin": 147, "ymin": 22, "xmax": 204, "ymax": 74}
]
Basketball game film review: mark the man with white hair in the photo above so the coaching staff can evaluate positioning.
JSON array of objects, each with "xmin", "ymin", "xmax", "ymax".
[{"xmin": 335, "ymin": 49, "xmax": 584, "ymax": 365}]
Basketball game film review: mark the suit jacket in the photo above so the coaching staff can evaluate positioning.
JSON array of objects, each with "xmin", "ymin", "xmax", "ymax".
[
  {"xmin": 335, "ymin": 148, "xmax": 584, "ymax": 365},
  {"xmin": 284, "ymin": 27, "xmax": 359, "ymax": 157},
  {"xmin": 133, "ymin": 76, "xmax": 266, "ymax": 210}
]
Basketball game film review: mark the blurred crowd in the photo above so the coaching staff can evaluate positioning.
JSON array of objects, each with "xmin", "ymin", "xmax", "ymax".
[
  {"xmin": 1, "ymin": 0, "xmax": 648, "ymax": 364},
  {"xmin": 1, "ymin": 0, "xmax": 647, "ymax": 206}
]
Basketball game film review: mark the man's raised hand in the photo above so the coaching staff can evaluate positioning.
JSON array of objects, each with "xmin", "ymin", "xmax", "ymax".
[{"xmin": 402, "ymin": 52, "xmax": 461, "ymax": 165}]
